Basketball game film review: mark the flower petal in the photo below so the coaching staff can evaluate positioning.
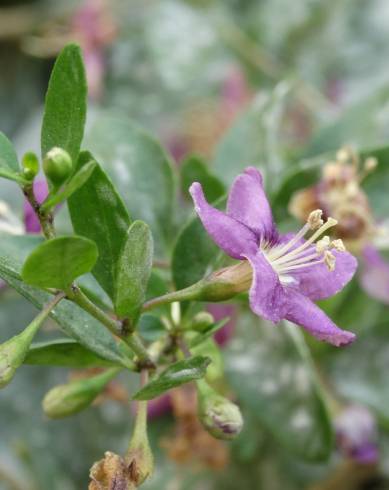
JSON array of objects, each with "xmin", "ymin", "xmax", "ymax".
[
  {"xmin": 227, "ymin": 167, "xmax": 276, "ymax": 240},
  {"xmin": 244, "ymin": 250, "xmax": 288, "ymax": 323},
  {"xmin": 284, "ymin": 290, "xmax": 355, "ymax": 346},
  {"xmin": 189, "ymin": 182, "xmax": 258, "ymax": 259},
  {"xmin": 293, "ymin": 249, "xmax": 357, "ymax": 301},
  {"xmin": 360, "ymin": 245, "xmax": 389, "ymax": 304}
]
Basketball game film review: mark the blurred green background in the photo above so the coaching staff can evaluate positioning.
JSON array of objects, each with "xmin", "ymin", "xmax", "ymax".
[{"xmin": 1, "ymin": 0, "xmax": 389, "ymax": 489}]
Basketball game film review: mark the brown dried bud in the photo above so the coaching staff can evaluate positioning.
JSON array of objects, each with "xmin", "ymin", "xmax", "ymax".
[{"xmin": 89, "ymin": 451, "xmax": 135, "ymax": 490}]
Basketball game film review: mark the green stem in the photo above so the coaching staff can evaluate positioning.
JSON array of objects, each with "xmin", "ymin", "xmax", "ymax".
[
  {"xmin": 68, "ymin": 286, "xmax": 153, "ymax": 367},
  {"xmin": 142, "ymin": 282, "xmax": 204, "ymax": 312},
  {"xmin": 22, "ymin": 183, "xmax": 56, "ymax": 240}
]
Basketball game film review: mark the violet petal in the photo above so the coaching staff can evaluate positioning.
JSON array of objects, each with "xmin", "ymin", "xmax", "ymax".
[
  {"xmin": 293, "ymin": 249, "xmax": 357, "ymax": 301},
  {"xmin": 227, "ymin": 167, "xmax": 276, "ymax": 240},
  {"xmin": 24, "ymin": 180, "xmax": 48, "ymax": 233},
  {"xmin": 244, "ymin": 250, "xmax": 288, "ymax": 323},
  {"xmin": 284, "ymin": 290, "xmax": 356, "ymax": 346},
  {"xmin": 189, "ymin": 182, "xmax": 258, "ymax": 259}
]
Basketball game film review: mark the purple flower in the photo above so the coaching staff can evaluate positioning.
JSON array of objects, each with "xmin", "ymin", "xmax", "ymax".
[
  {"xmin": 335, "ymin": 404, "xmax": 379, "ymax": 464},
  {"xmin": 360, "ymin": 245, "xmax": 389, "ymax": 305},
  {"xmin": 23, "ymin": 180, "xmax": 48, "ymax": 233},
  {"xmin": 189, "ymin": 167, "xmax": 357, "ymax": 346}
]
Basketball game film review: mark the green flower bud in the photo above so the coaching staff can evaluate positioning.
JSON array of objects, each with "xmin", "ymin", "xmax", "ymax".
[
  {"xmin": 22, "ymin": 152, "xmax": 40, "ymax": 181},
  {"xmin": 126, "ymin": 400, "xmax": 154, "ymax": 486},
  {"xmin": 0, "ymin": 319, "xmax": 42, "ymax": 388},
  {"xmin": 191, "ymin": 311, "xmax": 215, "ymax": 332},
  {"xmin": 42, "ymin": 368, "xmax": 120, "ymax": 418},
  {"xmin": 197, "ymin": 380, "xmax": 243, "ymax": 441},
  {"xmin": 43, "ymin": 147, "xmax": 73, "ymax": 186}
]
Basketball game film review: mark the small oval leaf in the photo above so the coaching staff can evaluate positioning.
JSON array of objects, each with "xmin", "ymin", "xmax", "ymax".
[
  {"xmin": 21, "ymin": 236, "xmax": 98, "ymax": 290},
  {"xmin": 133, "ymin": 356, "xmax": 211, "ymax": 401},
  {"xmin": 114, "ymin": 221, "xmax": 153, "ymax": 322}
]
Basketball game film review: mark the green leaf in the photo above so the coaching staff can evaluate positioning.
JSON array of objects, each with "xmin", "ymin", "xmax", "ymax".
[
  {"xmin": 85, "ymin": 113, "xmax": 175, "ymax": 255},
  {"xmin": 213, "ymin": 84, "xmax": 290, "ymax": 189},
  {"xmin": 304, "ymin": 84, "xmax": 389, "ymax": 157},
  {"xmin": 172, "ymin": 198, "xmax": 225, "ymax": 291},
  {"xmin": 24, "ymin": 339, "xmax": 120, "ymax": 368},
  {"xmin": 41, "ymin": 160, "xmax": 96, "ymax": 211},
  {"xmin": 0, "ymin": 235, "xmax": 133, "ymax": 367},
  {"xmin": 68, "ymin": 151, "xmax": 131, "ymax": 299},
  {"xmin": 225, "ymin": 313, "xmax": 333, "ymax": 462},
  {"xmin": 181, "ymin": 155, "xmax": 225, "ymax": 202},
  {"xmin": 0, "ymin": 132, "xmax": 27, "ymax": 184},
  {"xmin": 41, "ymin": 43, "xmax": 87, "ymax": 165},
  {"xmin": 21, "ymin": 236, "xmax": 98, "ymax": 290},
  {"xmin": 114, "ymin": 221, "xmax": 153, "ymax": 322},
  {"xmin": 133, "ymin": 356, "xmax": 211, "ymax": 400}
]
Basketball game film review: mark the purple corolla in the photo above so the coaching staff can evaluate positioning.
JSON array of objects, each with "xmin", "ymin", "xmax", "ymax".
[{"xmin": 189, "ymin": 167, "xmax": 357, "ymax": 346}]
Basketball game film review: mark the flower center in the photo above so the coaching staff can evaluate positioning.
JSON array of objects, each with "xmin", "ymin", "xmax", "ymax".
[{"xmin": 262, "ymin": 209, "xmax": 346, "ymax": 285}]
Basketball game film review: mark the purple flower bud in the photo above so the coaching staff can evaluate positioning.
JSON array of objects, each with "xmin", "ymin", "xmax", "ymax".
[{"xmin": 335, "ymin": 404, "xmax": 379, "ymax": 464}]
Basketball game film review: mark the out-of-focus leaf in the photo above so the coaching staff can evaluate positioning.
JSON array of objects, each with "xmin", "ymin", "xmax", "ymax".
[
  {"xmin": 304, "ymin": 84, "xmax": 389, "ymax": 157},
  {"xmin": 41, "ymin": 160, "xmax": 96, "ymax": 211},
  {"xmin": 0, "ymin": 236, "xmax": 133, "ymax": 368},
  {"xmin": 85, "ymin": 113, "xmax": 175, "ymax": 255},
  {"xmin": 138, "ymin": 315, "xmax": 166, "ymax": 342},
  {"xmin": 225, "ymin": 313, "xmax": 333, "ymax": 462},
  {"xmin": 181, "ymin": 155, "xmax": 225, "ymax": 202},
  {"xmin": 329, "ymin": 322, "xmax": 389, "ymax": 423},
  {"xmin": 213, "ymin": 83, "xmax": 290, "ymax": 189},
  {"xmin": 0, "ymin": 132, "xmax": 26, "ymax": 184},
  {"xmin": 68, "ymin": 151, "xmax": 131, "ymax": 300},
  {"xmin": 114, "ymin": 220, "xmax": 153, "ymax": 322},
  {"xmin": 24, "ymin": 339, "xmax": 121, "ymax": 368},
  {"xmin": 41, "ymin": 44, "xmax": 87, "ymax": 165},
  {"xmin": 133, "ymin": 356, "xmax": 211, "ymax": 400},
  {"xmin": 21, "ymin": 236, "xmax": 98, "ymax": 290}
]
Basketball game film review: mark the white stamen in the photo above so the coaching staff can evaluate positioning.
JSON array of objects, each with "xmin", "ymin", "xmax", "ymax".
[
  {"xmin": 324, "ymin": 251, "xmax": 336, "ymax": 271},
  {"xmin": 316, "ymin": 236, "xmax": 330, "ymax": 253},
  {"xmin": 307, "ymin": 209, "xmax": 323, "ymax": 230},
  {"xmin": 331, "ymin": 239, "xmax": 346, "ymax": 252}
]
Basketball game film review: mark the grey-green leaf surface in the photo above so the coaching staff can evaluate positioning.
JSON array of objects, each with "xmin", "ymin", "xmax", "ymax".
[
  {"xmin": 225, "ymin": 313, "xmax": 333, "ymax": 462},
  {"xmin": 181, "ymin": 155, "xmax": 225, "ymax": 203},
  {"xmin": 21, "ymin": 236, "xmax": 98, "ymax": 290},
  {"xmin": 41, "ymin": 160, "xmax": 96, "ymax": 211},
  {"xmin": 114, "ymin": 220, "xmax": 153, "ymax": 321},
  {"xmin": 133, "ymin": 356, "xmax": 211, "ymax": 400},
  {"xmin": 25, "ymin": 339, "xmax": 121, "ymax": 368},
  {"xmin": 172, "ymin": 200, "xmax": 225, "ymax": 291},
  {"xmin": 41, "ymin": 43, "xmax": 87, "ymax": 165},
  {"xmin": 213, "ymin": 84, "xmax": 290, "ymax": 189},
  {"xmin": 68, "ymin": 151, "xmax": 131, "ymax": 300},
  {"xmin": 0, "ymin": 235, "xmax": 133, "ymax": 367},
  {"xmin": 85, "ymin": 113, "xmax": 175, "ymax": 256}
]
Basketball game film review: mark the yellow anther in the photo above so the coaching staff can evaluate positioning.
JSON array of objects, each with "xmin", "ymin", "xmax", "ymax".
[
  {"xmin": 316, "ymin": 236, "xmax": 330, "ymax": 253},
  {"xmin": 308, "ymin": 209, "xmax": 324, "ymax": 230},
  {"xmin": 324, "ymin": 251, "xmax": 336, "ymax": 271},
  {"xmin": 331, "ymin": 239, "xmax": 346, "ymax": 252}
]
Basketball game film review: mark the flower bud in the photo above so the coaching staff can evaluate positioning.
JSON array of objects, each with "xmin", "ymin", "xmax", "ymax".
[
  {"xmin": 0, "ymin": 319, "xmax": 42, "ymax": 388},
  {"xmin": 197, "ymin": 379, "xmax": 243, "ymax": 440},
  {"xmin": 22, "ymin": 152, "xmax": 39, "ymax": 181},
  {"xmin": 191, "ymin": 311, "xmax": 215, "ymax": 332},
  {"xmin": 43, "ymin": 147, "xmax": 73, "ymax": 186},
  {"xmin": 42, "ymin": 368, "xmax": 119, "ymax": 418}
]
